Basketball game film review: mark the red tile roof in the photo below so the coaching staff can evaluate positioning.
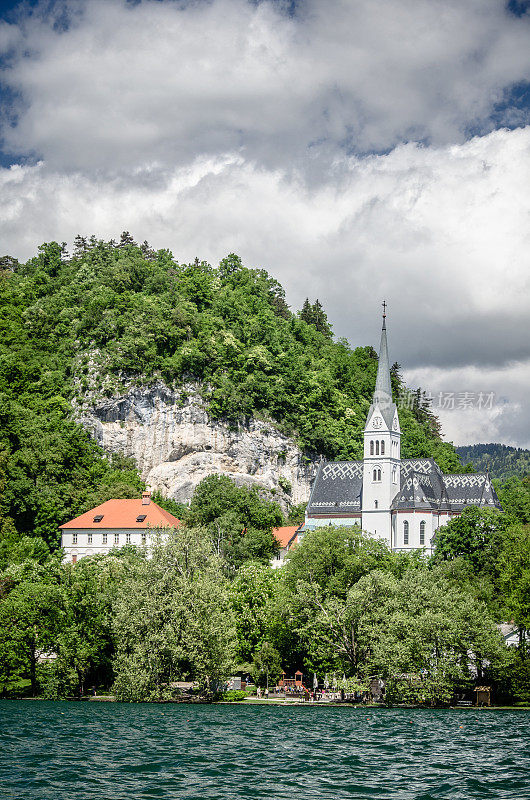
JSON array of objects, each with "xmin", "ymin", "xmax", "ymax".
[
  {"xmin": 273, "ymin": 525, "xmax": 300, "ymax": 548},
  {"xmin": 60, "ymin": 499, "xmax": 181, "ymax": 530}
]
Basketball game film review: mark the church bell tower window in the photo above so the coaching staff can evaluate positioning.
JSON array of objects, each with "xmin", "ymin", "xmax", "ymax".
[
  {"xmin": 370, "ymin": 441, "xmax": 374, "ymax": 455},
  {"xmin": 380, "ymin": 440, "xmax": 385, "ymax": 455}
]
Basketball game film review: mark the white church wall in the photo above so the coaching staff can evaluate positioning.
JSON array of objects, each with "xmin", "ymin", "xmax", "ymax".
[{"xmin": 392, "ymin": 512, "xmax": 436, "ymax": 553}]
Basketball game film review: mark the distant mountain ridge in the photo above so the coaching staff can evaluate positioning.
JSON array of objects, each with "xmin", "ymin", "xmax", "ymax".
[{"xmin": 455, "ymin": 443, "xmax": 530, "ymax": 479}]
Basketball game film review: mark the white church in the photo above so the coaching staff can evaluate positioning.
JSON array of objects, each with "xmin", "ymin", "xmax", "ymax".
[{"xmin": 301, "ymin": 312, "xmax": 501, "ymax": 552}]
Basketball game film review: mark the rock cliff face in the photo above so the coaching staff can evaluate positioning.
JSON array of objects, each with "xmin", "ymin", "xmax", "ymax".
[{"xmin": 76, "ymin": 384, "xmax": 317, "ymax": 509}]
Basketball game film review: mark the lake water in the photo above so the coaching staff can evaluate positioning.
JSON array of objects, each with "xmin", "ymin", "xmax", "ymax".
[{"xmin": 0, "ymin": 701, "xmax": 529, "ymax": 800}]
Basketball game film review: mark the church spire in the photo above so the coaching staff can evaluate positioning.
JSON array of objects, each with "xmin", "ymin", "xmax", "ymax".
[{"xmin": 373, "ymin": 301, "xmax": 392, "ymax": 407}]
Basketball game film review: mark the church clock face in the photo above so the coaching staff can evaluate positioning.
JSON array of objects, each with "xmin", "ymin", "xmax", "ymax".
[{"xmin": 372, "ymin": 416, "xmax": 382, "ymax": 429}]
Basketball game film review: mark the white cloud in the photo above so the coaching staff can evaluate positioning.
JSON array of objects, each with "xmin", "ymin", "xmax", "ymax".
[
  {"xmin": 2, "ymin": 0, "xmax": 530, "ymax": 172},
  {"xmin": 403, "ymin": 360, "xmax": 530, "ymax": 449}
]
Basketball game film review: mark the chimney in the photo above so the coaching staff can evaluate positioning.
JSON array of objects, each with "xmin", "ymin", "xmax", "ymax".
[{"xmin": 142, "ymin": 491, "xmax": 151, "ymax": 505}]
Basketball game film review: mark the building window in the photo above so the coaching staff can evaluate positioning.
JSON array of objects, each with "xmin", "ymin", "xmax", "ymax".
[
  {"xmin": 102, "ymin": 533, "xmax": 107, "ymax": 545},
  {"xmin": 126, "ymin": 533, "xmax": 131, "ymax": 545},
  {"xmin": 380, "ymin": 440, "xmax": 385, "ymax": 455},
  {"xmin": 374, "ymin": 500, "xmax": 378, "ymax": 509},
  {"xmin": 372, "ymin": 468, "xmax": 381, "ymax": 482},
  {"xmin": 72, "ymin": 533, "xmax": 77, "ymax": 544},
  {"xmin": 420, "ymin": 521, "xmax": 425, "ymax": 546},
  {"xmin": 403, "ymin": 520, "xmax": 409, "ymax": 545},
  {"xmin": 375, "ymin": 441, "xmax": 379, "ymax": 455},
  {"xmin": 72, "ymin": 555, "xmax": 77, "ymax": 564},
  {"xmin": 370, "ymin": 440, "xmax": 374, "ymax": 455},
  {"xmin": 114, "ymin": 533, "xmax": 119, "ymax": 545},
  {"xmin": 141, "ymin": 533, "xmax": 147, "ymax": 546},
  {"xmin": 88, "ymin": 533, "xmax": 92, "ymax": 545},
  {"xmin": 392, "ymin": 466, "xmax": 397, "ymax": 483}
]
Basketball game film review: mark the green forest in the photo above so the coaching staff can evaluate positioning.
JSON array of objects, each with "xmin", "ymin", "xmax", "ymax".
[
  {"xmin": 1, "ymin": 235, "xmax": 530, "ymax": 706},
  {"xmin": 456, "ymin": 444, "xmax": 530, "ymax": 480},
  {"xmin": 0, "ymin": 234, "xmax": 463, "ymax": 554}
]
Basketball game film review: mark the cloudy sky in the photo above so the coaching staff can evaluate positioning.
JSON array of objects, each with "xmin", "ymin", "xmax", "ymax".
[{"xmin": 1, "ymin": 0, "xmax": 529, "ymax": 447}]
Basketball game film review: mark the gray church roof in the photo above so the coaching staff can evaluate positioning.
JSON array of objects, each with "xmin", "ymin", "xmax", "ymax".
[
  {"xmin": 373, "ymin": 318, "xmax": 393, "ymax": 408},
  {"xmin": 367, "ymin": 316, "xmax": 397, "ymax": 430},
  {"xmin": 306, "ymin": 457, "xmax": 502, "ymax": 516},
  {"xmin": 306, "ymin": 460, "xmax": 363, "ymax": 515}
]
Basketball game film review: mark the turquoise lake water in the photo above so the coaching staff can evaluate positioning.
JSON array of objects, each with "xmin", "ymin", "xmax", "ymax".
[{"xmin": 0, "ymin": 701, "xmax": 529, "ymax": 800}]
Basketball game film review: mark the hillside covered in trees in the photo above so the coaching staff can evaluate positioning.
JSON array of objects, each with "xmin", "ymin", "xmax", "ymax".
[
  {"xmin": 456, "ymin": 444, "xmax": 530, "ymax": 480},
  {"xmin": 2, "ymin": 235, "xmax": 530, "ymax": 707},
  {"xmin": 0, "ymin": 234, "xmax": 465, "ymax": 552}
]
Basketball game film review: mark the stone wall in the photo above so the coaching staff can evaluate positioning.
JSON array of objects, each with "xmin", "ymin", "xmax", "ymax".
[{"xmin": 76, "ymin": 383, "xmax": 318, "ymax": 509}]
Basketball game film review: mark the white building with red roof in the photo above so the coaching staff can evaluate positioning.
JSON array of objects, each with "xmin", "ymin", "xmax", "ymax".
[
  {"xmin": 60, "ymin": 491, "xmax": 181, "ymax": 563},
  {"xmin": 272, "ymin": 525, "xmax": 302, "ymax": 567}
]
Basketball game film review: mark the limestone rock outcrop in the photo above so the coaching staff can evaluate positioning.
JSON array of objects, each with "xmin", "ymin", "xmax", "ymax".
[{"xmin": 76, "ymin": 384, "xmax": 317, "ymax": 509}]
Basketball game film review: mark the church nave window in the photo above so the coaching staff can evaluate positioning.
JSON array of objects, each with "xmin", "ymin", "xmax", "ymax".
[
  {"xmin": 420, "ymin": 521, "xmax": 425, "ymax": 546},
  {"xmin": 403, "ymin": 520, "xmax": 409, "ymax": 545}
]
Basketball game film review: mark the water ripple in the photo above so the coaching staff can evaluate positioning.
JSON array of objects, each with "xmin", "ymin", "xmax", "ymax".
[{"xmin": 0, "ymin": 702, "xmax": 529, "ymax": 799}]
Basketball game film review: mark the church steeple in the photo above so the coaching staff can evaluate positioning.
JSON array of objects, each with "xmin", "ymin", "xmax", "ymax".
[
  {"xmin": 361, "ymin": 302, "xmax": 401, "ymax": 546},
  {"xmin": 373, "ymin": 301, "xmax": 392, "ymax": 408}
]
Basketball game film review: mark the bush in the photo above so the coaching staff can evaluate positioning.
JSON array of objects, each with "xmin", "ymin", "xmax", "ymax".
[{"xmin": 221, "ymin": 690, "xmax": 247, "ymax": 702}]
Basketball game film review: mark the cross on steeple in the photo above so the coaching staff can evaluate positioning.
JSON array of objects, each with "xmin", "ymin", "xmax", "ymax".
[{"xmin": 382, "ymin": 300, "xmax": 387, "ymax": 329}]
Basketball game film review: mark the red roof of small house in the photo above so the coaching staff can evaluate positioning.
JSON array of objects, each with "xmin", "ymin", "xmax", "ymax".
[
  {"xmin": 60, "ymin": 498, "xmax": 181, "ymax": 530},
  {"xmin": 273, "ymin": 526, "xmax": 300, "ymax": 548}
]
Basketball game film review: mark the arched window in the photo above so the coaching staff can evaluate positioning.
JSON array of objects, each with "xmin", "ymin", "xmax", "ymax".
[
  {"xmin": 373, "ymin": 468, "xmax": 377, "ymax": 481},
  {"xmin": 403, "ymin": 520, "xmax": 409, "ymax": 545},
  {"xmin": 374, "ymin": 500, "xmax": 378, "ymax": 509},
  {"xmin": 370, "ymin": 440, "xmax": 374, "ymax": 455},
  {"xmin": 420, "ymin": 520, "xmax": 425, "ymax": 546},
  {"xmin": 392, "ymin": 465, "xmax": 397, "ymax": 483},
  {"xmin": 372, "ymin": 467, "xmax": 381, "ymax": 482},
  {"xmin": 380, "ymin": 440, "xmax": 385, "ymax": 455},
  {"xmin": 375, "ymin": 441, "xmax": 379, "ymax": 455}
]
